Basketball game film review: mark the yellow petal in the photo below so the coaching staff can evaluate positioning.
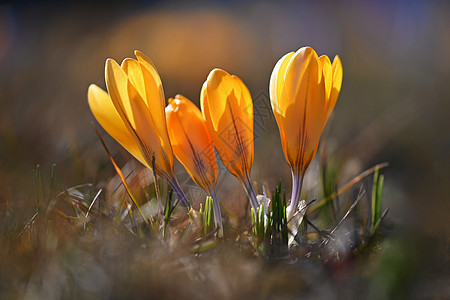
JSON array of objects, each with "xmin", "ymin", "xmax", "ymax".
[
  {"xmin": 121, "ymin": 58, "xmax": 146, "ymax": 101},
  {"xmin": 273, "ymin": 110, "xmax": 289, "ymax": 168},
  {"xmin": 204, "ymin": 69, "xmax": 232, "ymax": 131},
  {"xmin": 129, "ymin": 52, "xmax": 170, "ymax": 149},
  {"xmin": 200, "ymin": 81, "xmax": 213, "ymax": 132},
  {"xmin": 166, "ymin": 95, "xmax": 218, "ymax": 191},
  {"xmin": 231, "ymin": 74, "xmax": 254, "ymax": 160},
  {"xmin": 283, "ymin": 103, "xmax": 321, "ymax": 172},
  {"xmin": 105, "ymin": 58, "xmax": 173, "ymax": 175},
  {"xmin": 201, "ymin": 81, "xmax": 233, "ymax": 172},
  {"xmin": 87, "ymin": 84, "xmax": 149, "ymax": 168},
  {"xmin": 121, "ymin": 56, "xmax": 173, "ymax": 163},
  {"xmin": 174, "ymin": 95, "xmax": 215, "ymax": 162},
  {"xmin": 279, "ymin": 47, "xmax": 318, "ymax": 115},
  {"xmin": 134, "ymin": 50, "xmax": 165, "ymax": 112},
  {"xmin": 280, "ymin": 47, "xmax": 324, "ymax": 140},
  {"xmin": 326, "ymin": 55, "xmax": 343, "ymax": 121},
  {"xmin": 269, "ymin": 51, "xmax": 295, "ymax": 114},
  {"xmin": 233, "ymin": 75, "xmax": 253, "ymax": 122},
  {"xmin": 105, "ymin": 58, "xmax": 136, "ymax": 129},
  {"xmin": 206, "ymin": 70, "xmax": 253, "ymax": 136},
  {"xmin": 203, "ymin": 69, "xmax": 253, "ymax": 179},
  {"xmin": 134, "ymin": 50, "xmax": 167, "ymax": 130},
  {"xmin": 318, "ymin": 55, "xmax": 332, "ymax": 101},
  {"xmin": 277, "ymin": 47, "xmax": 327, "ymax": 173}
]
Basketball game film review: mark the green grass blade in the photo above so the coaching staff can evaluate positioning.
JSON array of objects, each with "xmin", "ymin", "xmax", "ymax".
[
  {"xmin": 370, "ymin": 169, "xmax": 384, "ymax": 235},
  {"xmin": 33, "ymin": 165, "xmax": 44, "ymax": 208}
]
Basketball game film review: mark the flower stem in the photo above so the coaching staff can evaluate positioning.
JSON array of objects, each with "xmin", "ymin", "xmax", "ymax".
[
  {"xmin": 166, "ymin": 175, "xmax": 190, "ymax": 208},
  {"xmin": 288, "ymin": 171, "xmax": 304, "ymax": 220},
  {"xmin": 210, "ymin": 190, "xmax": 223, "ymax": 229},
  {"xmin": 242, "ymin": 173, "xmax": 258, "ymax": 213}
]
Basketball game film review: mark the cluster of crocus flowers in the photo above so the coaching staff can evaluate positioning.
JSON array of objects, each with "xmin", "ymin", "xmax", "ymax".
[
  {"xmin": 269, "ymin": 46, "xmax": 343, "ymax": 219},
  {"xmin": 200, "ymin": 69, "xmax": 258, "ymax": 212},
  {"xmin": 88, "ymin": 46, "xmax": 342, "ymax": 229},
  {"xmin": 165, "ymin": 95, "xmax": 222, "ymax": 227},
  {"xmin": 88, "ymin": 51, "xmax": 189, "ymax": 207}
]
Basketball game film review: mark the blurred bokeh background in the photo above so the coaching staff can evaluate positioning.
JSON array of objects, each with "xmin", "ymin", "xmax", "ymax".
[{"xmin": 0, "ymin": 0, "xmax": 448, "ymax": 298}]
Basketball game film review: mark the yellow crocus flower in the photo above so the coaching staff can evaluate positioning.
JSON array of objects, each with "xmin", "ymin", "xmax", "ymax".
[
  {"xmin": 88, "ymin": 50, "xmax": 189, "ymax": 207},
  {"xmin": 269, "ymin": 46, "xmax": 343, "ymax": 218},
  {"xmin": 165, "ymin": 95, "xmax": 222, "ymax": 226},
  {"xmin": 201, "ymin": 69, "xmax": 258, "ymax": 211}
]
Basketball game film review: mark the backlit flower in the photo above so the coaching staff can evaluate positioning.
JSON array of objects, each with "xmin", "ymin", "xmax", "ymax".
[
  {"xmin": 166, "ymin": 95, "xmax": 218, "ymax": 192},
  {"xmin": 269, "ymin": 46, "xmax": 343, "ymax": 218},
  {"xmin": 165, "ymin": 95, "xmax": 222, "ymax": 226},
  {"xmin": 201, "ymin": 69, "xmax": 258, "ymax": 211},
  {"xmin": 88, "ymin": 50, "xmax": 189, "ymax": 206}
]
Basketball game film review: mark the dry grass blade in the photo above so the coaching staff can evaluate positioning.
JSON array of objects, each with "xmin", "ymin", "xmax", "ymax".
[
  {"xmin": 16, "ymin": 212, "xmax": 38, "ymax": 240},
  {"xmin": 303, "ymin": 216, "xmax": 331, "ymax": 239},
  {"xmin": 56, "ymin": 183, "xmax": 93, "ymax": 200},
  {"xmin": 85, "ymin": 189, "xmax": 102, "ymax": 220},
  {"xmin": 92, "ymin": 124, "xmax": 149, "ymax": 224},
  {"xmin": 310, "ymin": 162, "xmax": 389, "ymax": 213},
  {"xmin": 330, "ymin": 187, "xmax": 365, "ymax": 235},
  {"xmin": 287, "ymin": 199, "xmax": 316, "ymax": 226}
]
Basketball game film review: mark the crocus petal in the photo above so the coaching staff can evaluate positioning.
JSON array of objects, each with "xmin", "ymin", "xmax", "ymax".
[
  {"xmin": 280, "ymin": 47, "xmax": 321, "ymax": 119},
  {"xmin": 201, "ymin": 82, "xmax": 227, "ymax": 153},
  {"xmin": 105, "ymin": 58, "xmax": 173, "ymax": 176},
  {"xmin": 204, "ymin": 69, "xmax": 234, "ymax": 131},
  {"xmin": 318, "ymin": 55, "xmax": 332, "ymax": 101},
  {"xmin": 105, "ymin": 58, "xmax": 136, "ymax": 129},
  {"xmin": 233, "ymin": 74, "xmax": 254, "ymax": 162},
  {"xmin": 134, "ymin": 50, "xmax": 165, "ymax": 113},
  {"xmin": 121, "ymin": 57, "xmax": 173, "ymax": 164},
  {"xmin": 201, "ymin": 82, "xmax": 236, "ymax": 177},
  {"xmin": 269, "ymin": 51, "xmax": 295, "ymax": 115},
  {"xmin": 326, "ymin": 55, "xmax": 343, "ymax": 121},
  {"xmin": 121, "ymin": 58, "xmax": 146, "ymax": 102},
  {"xmin": 87, "ymin": 84, "xmax": 149, "ymax": 168},
  {"xmin": 200, "ymin": 81, "xmax": 215, "ymax": 136},
  {"xmin": 280, "ymin": 48, "xmax": 326, "ymax": 172},
  {"xmin": 202, "ymin": 69, "xmax": 253, "ymax": 179},
  {"xmin": 233, "ymin": 75, "xmax": 254, "ymax": 124},
  {"xmin": 272, "ymin": 110, "xmax": 289, "ymax": 167},
  {"xmin": 126, "ymin": 52, "xmax": 171, "ymax": 149},
  {"xmin": 166, "ymin": 95, "xmax": 218, "ymax": 191}
]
